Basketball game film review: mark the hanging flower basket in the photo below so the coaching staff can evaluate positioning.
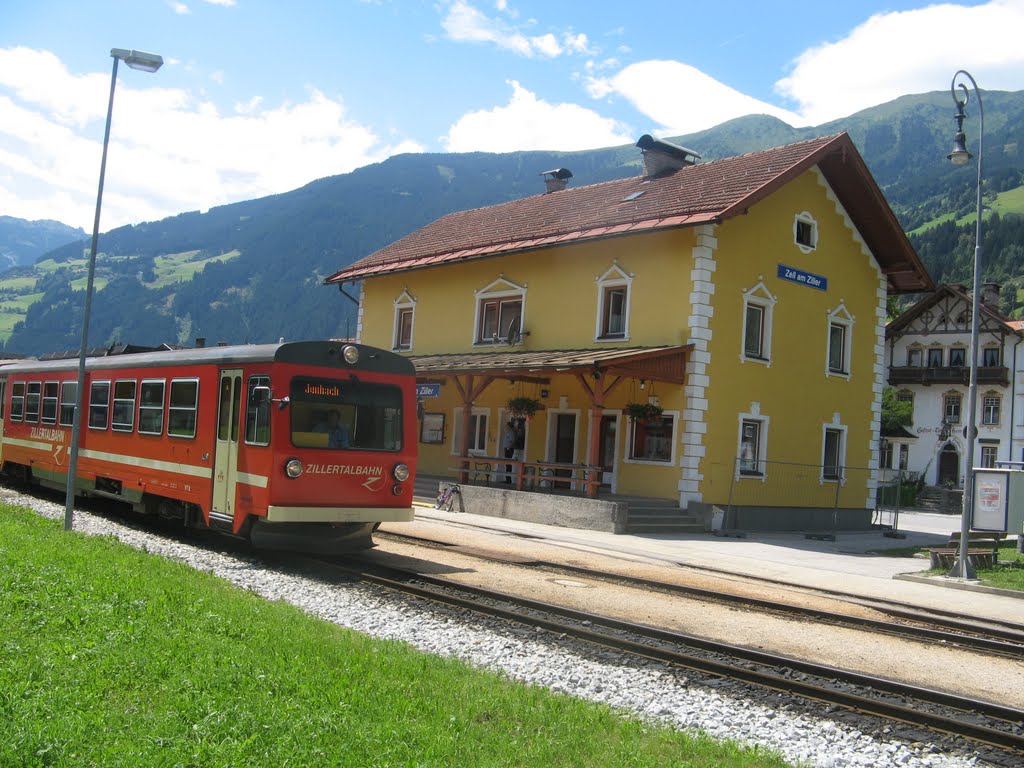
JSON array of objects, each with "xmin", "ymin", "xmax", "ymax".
[
  {"xmin": 507, "ymin": 396, "xmax": 542, "ymax": 419},
  {"xmin": 626, "ymin": 401, "xmax": 663, "ymax": 423}
]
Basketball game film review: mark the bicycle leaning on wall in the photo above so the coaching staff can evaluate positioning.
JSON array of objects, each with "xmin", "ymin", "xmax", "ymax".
[{"xmin": 435, "ymin": 482, "xmax": 461, "ymax": 512}]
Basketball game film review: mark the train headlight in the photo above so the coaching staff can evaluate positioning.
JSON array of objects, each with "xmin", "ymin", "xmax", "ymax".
[
  {"xmin": 284, "ymin": 458, "xmax": 304, "ymax": 478},
  {"xmin": 342, "ymin": 344, "xmax": 360, "ymax": 364},
  {"xmin": 392, "ymin": 463, "xmax": 410, "ymax": 482}
]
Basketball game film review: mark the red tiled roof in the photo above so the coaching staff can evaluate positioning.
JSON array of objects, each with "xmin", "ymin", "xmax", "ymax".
[{"xmin": 326, "ymin": 133, "xmax": 932, "ymax": 293}]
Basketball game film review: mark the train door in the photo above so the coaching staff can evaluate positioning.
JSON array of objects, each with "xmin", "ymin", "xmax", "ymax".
[{"xmin": 211, "ymin": 369, "xmax": 242, "ymax": 522}]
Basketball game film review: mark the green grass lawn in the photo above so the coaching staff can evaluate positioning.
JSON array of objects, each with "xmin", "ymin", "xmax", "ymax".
[{"xmin": 0, "ymin": 507, "xmax": 794, "ymax": 768}]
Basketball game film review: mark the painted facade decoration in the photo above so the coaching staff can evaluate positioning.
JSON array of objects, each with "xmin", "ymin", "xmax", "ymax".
[
  {"xmin": 326, "ymin": 133, "xmax": 932, "ymax": 531},
  {"xmin": 884, "ymin": 283, "xmax": 1024, "ymax": 488}
]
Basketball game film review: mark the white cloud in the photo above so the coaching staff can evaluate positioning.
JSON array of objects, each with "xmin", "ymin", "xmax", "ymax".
[
  {"xmin": 169, "ymin": 2, "xmax": 191, "ymax": 15},
  {"xmin": 776, "ymin": 0, "xmax": 1024, "ymax": 124},
  {"xmin": 443, "ymin": 80, "xmax": 631, "ymax": 152},
  {"xmin": 441, "ymin": 0, "xmax": 590, "ymax": 58},
  {"xmin": 586, "ymin": 60, "xmax": 805, "ymax": 136},
  {"xmin": 203, "ymin": 0, "xmax": 236, "ymax": 7},
  {"xmin": 0, "ymin": 47, "xmax": 423, "ymax": 230}
]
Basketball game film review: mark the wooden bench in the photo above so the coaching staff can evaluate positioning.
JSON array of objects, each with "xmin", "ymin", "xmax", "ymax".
[{"xmin": 928, "ymin": 531, "xmax": 1006, "ymax": 569}]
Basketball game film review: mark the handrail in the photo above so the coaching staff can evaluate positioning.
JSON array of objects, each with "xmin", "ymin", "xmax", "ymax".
[{"xmin": 452, "ymin": 456, "xmax": 603, "ymax": 498}]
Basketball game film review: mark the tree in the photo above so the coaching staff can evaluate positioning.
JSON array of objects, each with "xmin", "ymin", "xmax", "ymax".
[{"xmin": 881, "ymin": 386, "xmax": 913, "ymax": 433}]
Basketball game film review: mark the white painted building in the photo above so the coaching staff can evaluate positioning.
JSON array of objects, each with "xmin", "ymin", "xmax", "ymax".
[{"xmin": 884, "ymin": 283, "xmax": 1024, "ymax": 488}]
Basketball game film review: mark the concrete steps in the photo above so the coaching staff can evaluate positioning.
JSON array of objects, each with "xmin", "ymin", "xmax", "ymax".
[
  {"xmin": 911, "ymin": 485, "xmax": 963, "ymax": 515},
  {"xmin": 622, "ymin": 501, "xmax": 705, "ymax": 534}
]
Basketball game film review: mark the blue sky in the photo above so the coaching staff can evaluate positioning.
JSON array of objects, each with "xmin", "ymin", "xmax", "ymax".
[{"xmin": 2, "ymin": 0, "xmax": 1023, "ymax": 232}]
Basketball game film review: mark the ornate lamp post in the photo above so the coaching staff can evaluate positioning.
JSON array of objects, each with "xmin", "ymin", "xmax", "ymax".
[
  {"xmin": 946, "ymin": 69, "xmax": 984, "ymax": 579},
  {"xmin": 64, "ymin": 48, "xmax": 163, "ymax": 531}
]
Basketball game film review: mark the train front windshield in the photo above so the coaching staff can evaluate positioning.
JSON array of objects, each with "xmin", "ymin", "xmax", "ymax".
[{"xmin": 290, "ymin": 376, "xmax": 403, "ymax": 451}]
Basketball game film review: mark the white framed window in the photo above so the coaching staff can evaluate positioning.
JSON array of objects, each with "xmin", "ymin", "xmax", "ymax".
[
  {"xmin": 59, "ymin": 381, "xmax": 77, "ymax": 427},
  {"xmin": 452, "ymin": 407, "xmax": 490, "ymax": 455},
  {"xmin": 927, "ymin": 347, "xmax": 943, "ymax": 368},
  {"xmin": 594, "ymin": 264, "xmax": 632, "ymax": 341},
  {"xmin": 473, "ymin": 278, "xmax": 526, "ymax": 345},
  {"xmin": 741, "ymin": 282, "xmax": 776, "ymax": 364},
  {"xmin": 980, "ymin": 444, "xmax": 998, "ymax": 468},
  {"xmin": 112, "ymin": 379, "xmax": 137, "ymax": 432},
  {"xmin": 737, "ymin": 415, "xmax": 769, "ymax": 477},
  {"xmin": 982, "ymin": 347, "xmax": 1001, "ymax": 367},
  {"xmin": 982, "ymin": 394, "xmax": 1001, "ymax": 426},
  {"xmin": 89, "ymin": 381, "xmax": 110, "ymax": 429},
  {"xmin": 943, "ymin": 392, "xmax": 962, "ymax": 424},
  {"xmin": 822, "ymin": 422, "xmax": 847, "ymax": 482},
  {"xmin": 794, "ymin": 211, "xmax": 818, "ymax": 253},
  {"xmin": 138, "ymin": 379, "xmax": 166, "ymax": 435},
  {"xmin": 624, "ymin": 410, "xmax": 678, "ymax": 465},
  {"xmin": 10, "ymin": 381, "xmax": 24, "ymax": 422},
  {"xmin": 826, "ymin": 304, "xmax": 853, "ymax": 377},
  {"xmin": 171, "ymin": 378, "xmax": 201, "ymax": 439},
  {"xmin": 907, "ymin": 347, "xmax": 923, "ymax": 367},
  {"xmin": 25, "ymin": 382, "xmax": 40, "ymax": 423},
  {"xmin": 41, "ymin": 381, "xmax": 58, "ymax": 425},
  {"xmin": 392, "ymin": 291, "xmax": 416, "ymax": 351},
  {"xmin": 948, "ymin": 347, "xmax": 966, "ymax": 367}
]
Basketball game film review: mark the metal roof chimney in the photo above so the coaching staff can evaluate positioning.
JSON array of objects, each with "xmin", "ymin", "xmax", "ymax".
[
  {"xmin": 636, "ymin": 134, "xmax": 701, "ymax": 177},
  {"xmin": 540, "ymin": 167, "xmax": 573, "ymax": 193}
]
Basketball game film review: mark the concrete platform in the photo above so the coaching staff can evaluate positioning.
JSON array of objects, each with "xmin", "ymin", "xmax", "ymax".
[{"xmin": 397, "ymin": 502, "xmax": 1023, "ymax": 626}]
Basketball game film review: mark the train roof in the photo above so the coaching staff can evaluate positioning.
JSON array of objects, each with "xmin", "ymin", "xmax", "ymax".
[{"xmin": 0, "ymin": 341, "xmax": 416, "ymax": 377}]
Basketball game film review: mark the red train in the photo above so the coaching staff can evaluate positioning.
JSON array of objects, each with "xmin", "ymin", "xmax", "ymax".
[{"xmin": 0, "ymin": 341, "xmax": 417, "ymax": 552}]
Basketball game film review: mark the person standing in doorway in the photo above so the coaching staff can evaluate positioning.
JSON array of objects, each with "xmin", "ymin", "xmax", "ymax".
[
  {"xmin": 502, "ymin": 421, "xmax": 515, "ymax": 484},
  {"xmin": 513, "ymin": 420, "xmax": 526, "ymax": 476}
]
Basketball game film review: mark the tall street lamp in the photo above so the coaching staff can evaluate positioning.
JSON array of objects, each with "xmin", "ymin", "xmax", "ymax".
[
  {"xmin": 64, "ymin": 48, "xmax": 163, "ymax": 531},
  {"xmin": 946, "ymin": 69, "xmax": 983, "ymax": 579}
]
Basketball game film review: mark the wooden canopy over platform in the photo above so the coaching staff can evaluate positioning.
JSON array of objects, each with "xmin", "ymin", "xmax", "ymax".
[{"xmin": 408, "ymin": 345, "xmax": 691, "ymax": 496}]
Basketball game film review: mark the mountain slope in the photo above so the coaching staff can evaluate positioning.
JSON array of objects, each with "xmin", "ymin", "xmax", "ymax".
[
  {"xmin": 0, "ymin": 216, "xmax": 85, "ymax": 270},
  {"xmin": 3, "ymin": 89, "xmax": 1023, "ymax": 354}
]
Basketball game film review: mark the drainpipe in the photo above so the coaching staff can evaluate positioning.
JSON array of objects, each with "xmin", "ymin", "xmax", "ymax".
[
  {"xmin": 337, "ymin": 282, "xmax": 360, "ymax": 306},
  {"xmin": 1012, "ymin": 334, "xmax": 1022, "ymax": 463}
]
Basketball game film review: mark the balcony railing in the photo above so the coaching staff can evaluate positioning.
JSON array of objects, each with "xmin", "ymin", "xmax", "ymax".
[{"xmin": 887, "ymin": 365, "xmax": 1009, "ymax": 387}]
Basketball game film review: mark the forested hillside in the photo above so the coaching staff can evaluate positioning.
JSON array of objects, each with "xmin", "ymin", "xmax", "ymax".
[{"xmin": 2, "ymin": 88, "xmax": 1023, "ymax": 354}]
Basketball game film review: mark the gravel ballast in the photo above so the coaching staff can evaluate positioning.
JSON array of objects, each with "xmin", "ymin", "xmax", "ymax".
[{"xmin": 10, "ymin": 489, "xmax": 998, "ymax": 768}]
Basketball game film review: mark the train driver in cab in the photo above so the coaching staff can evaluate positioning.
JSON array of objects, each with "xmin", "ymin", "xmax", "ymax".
[{"xmin": 314, "ymin": 409, "xmax": 351, "ymax": 449}]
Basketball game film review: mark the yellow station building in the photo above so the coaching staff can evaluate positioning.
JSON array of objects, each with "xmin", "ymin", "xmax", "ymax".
[{"xmin": 326, "ymin": 133, "xmax": 932, "ymax": 531}]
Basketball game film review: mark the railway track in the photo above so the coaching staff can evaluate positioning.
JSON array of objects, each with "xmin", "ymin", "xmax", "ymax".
[
  {"xmin": 299, "ymin": 551, "xmax": 1024, "ymax": 760},
  {"xmin": 376, "ymin": 530, "xmax": 1024, "ymax": 658}
]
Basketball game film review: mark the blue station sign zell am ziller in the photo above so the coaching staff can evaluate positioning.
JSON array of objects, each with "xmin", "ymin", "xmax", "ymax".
[
  {"xmin": 777, "ymin": 264, "xmax": 828, "ymax": 291},
  {"xmin": 416, "ymin": 383, "xmax": 441, "ymax": 398}
]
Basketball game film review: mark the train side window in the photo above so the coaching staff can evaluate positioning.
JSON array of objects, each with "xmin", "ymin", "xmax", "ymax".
[
  {"xmin": 0, "ymin": 379, "xmax": 5, "ymax": 419},
  {"xmin": 10, "ymin": 382, "xmax": 25, "ymax": 422},
  {"xmin": 59, "ymin": 382, "xmax": 78, "ymax": 427},
  {"xmin": 89, "ymin": 381, "xmax": 111, "ymax": 429},
  {"xmin": 112, "ymin": 380, "xmax": 137, "ymax": 432},
  {"xmin": 25, "ymin": 382, "xmax": 41, "ymax": 423},
  {"xmin": 168, "ymin": 379, "xmax": 199, "ymax": 438},
  {"xmin": 138, "ymin": 379, "xmax": 166, "ymax": 435},
  {"xmin": 42, "ymin": 381, "xmax": 59, "ymax": 425},
  {"xmin": 245, "ymin": 376, "xmax": 271, "ymax": 446}
]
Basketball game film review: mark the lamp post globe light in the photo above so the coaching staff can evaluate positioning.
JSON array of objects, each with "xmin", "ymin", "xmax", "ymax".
[
  {"xmin": 64, "ymin": 48, "xmax": 163, "ymax": 531},
  {"xmin": 946, "ymin": 69, "xmax": 984, "ymax": 579}
]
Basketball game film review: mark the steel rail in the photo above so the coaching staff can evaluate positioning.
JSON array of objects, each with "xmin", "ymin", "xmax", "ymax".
[
  {"xmin": 377, "ymin": 530, "xmax": 1024, "ymax": 653},
  {"xmin": 320, "ymin": 556, "xmax": 1024, "ymax": 754}
]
